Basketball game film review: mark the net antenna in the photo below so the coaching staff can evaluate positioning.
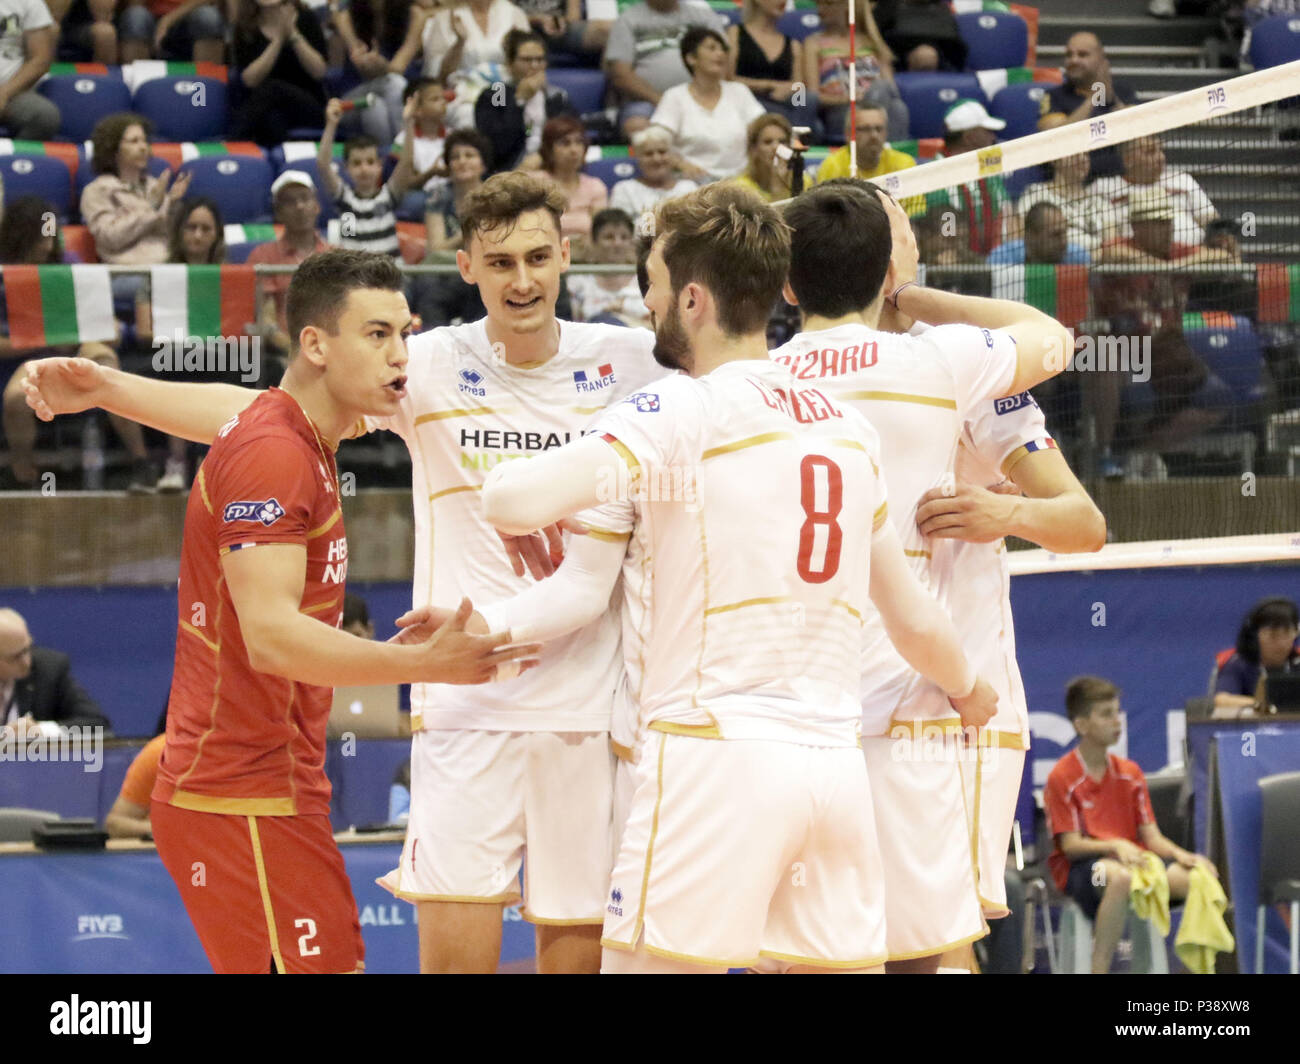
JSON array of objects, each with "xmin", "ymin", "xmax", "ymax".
[{"xmin": 848, "ymin": 0, "xmax": 857, "ymax": 176}]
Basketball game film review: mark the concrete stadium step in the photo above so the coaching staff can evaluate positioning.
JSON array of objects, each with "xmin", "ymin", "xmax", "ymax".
[
  {"xmin": 1037, "ymin": 14, "xmax": 1223, "ymax": 49},
  {"xmin": 1038, "ymin": 44, "xmax": 1209, "ymax": 64},
  {"xmin": 1110, "ymin": 65, "xmax": 1228, "ymax": 93}
]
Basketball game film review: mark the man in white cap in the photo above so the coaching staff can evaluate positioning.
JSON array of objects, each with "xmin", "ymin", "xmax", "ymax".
[
  {"xmin": 922, "ymin": 99, "xmax": 1009, "ymax": 257},
  {"xmin": 246, "ymin": 171, "xmax": 332, "ymax": 364}
]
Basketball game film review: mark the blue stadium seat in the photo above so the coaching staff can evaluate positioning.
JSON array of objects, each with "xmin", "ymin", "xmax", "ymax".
[
  {"xmin": 225, "ymin": 241, "xmax": 259, "ymax": 264},
  {"xmin": 133, "ymin": 77, "xmax": 228, "ymax": 141},
  {"xmin": 717, "ymin": 5, "xmax": 743, "ymax": 26},
  {"xmin": 0, "ymin": 155, "xmax": 74, "ymax": 219},
  {"xmin": 1004, "ymin": 162, "xmax": 1047, "ymax": 203},
  {"xmin": 894, "ymin": 72, "xmax": 985, "ymax": 139},
  {"xmin": 37, "ymin": 75, "xmax": 133, "ymax": 142},
  {"xmin": 955, "ymin": 11, "xmax": 1029, "ymax": 71},
  {"xmin": 548, "ymin": 69, "xmax": 607, "ymax": 116},
  {"xmin": 1248, "ymin": 14, "xmax": 1300, "ymax": 68},
  {"xmin": 776, "ymin": 9, "xmax": 821, "ymax": 41},
  {"xmin": 178, "ymin": 155, "xmax": 274, "ymax": 223},
  {"xmin": 1185, "ymin": 316, "xmax": 1267, "ymax": 407},
  {"xmin": 586, "ymin": 157, "xmax": 639, "ymax": 191},
  {"xmin": 990, "ymin": 83, "xmax": 1051, "ymax": 140}
]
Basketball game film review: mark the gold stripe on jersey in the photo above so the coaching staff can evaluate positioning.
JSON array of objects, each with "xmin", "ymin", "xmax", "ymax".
[
  {"xmin": 430, "ymin": 483, "xmax": 481, "ymax": 502},
  {"xmin": 174, "ymin": 575, "xmax": 228, "ymax": 796},
  {"xmin": 886, "ymin": 927, "xmax": 988, "ymax": 963},
  {"xmin": 606, "ymin": 436, "xmax": 641, "ymax": 476},
  {"xmin": 247, "ymin": 816, "xmax": 288, "ymax": 973},
  {"xmin": 887, "ymin": 716, "xmax": 965, "ymax": 740},
  {"xmin": 830, "ymin": 598, "xmax": 862, "ymax": 622},
  {"xmin": 196, "ymin": 467, "xmax": 213, "ymax": 514},
  {"xmin": 521, "ymin": 912, "xmax": 605, "ymax": 926},
  {"xmin": 631, "ymin": 734, "xmax": 669, "ymax": 948},
  {"xmin": 169, "ymin": 790, "xmax": 297, "ymax": 815},
  {"xmin": 611, "ymin": 739, "xmax": 635, "ymax": 763},
  {"xmin": 976, "ymin": 729, "xmax": 1027, "ymax": 751},
  {"xmin": 873, "ymin": 501, "xmax": 888, "ymax": 532},
  {"xmin": 413, "ymin": 407, "xmax": 498, "ymax": 425},
  {"xmin": 839, "ymin": 390, "xmax": 957, "ymax": 409},
  {"xmin": 903, "ymin": 548, "xmax": 932, "ymax": 559},
  {"xmin": 583, "ymin": 527, "xmax": 631, "ymax": 544},
  {"xmin": 758, "ymin": 948, "xmax": 889, "ymax": 970},
  {"xmin": 701, "ymin": 430, "xmax": 795, "ymax": 461},
  {"xmin": 648, "ymin": 719, "xmax": 723, "ymax": 739},
  {"xmin": 829, "ymin": 438, "xmax": 867, "ymax": 452},
  {"xmin": 179, "ymin": 620, "xmax": 219, "ymax": 654},
  {"xmin": 571, "ymin": 406, "xmax": 604, "ymax": 415},
  {"xmin": 704, "ymin": 595, "xmax": 793, "ymax": 616},
  {"xmin": 306, "ymin": 508, "xmax": 341, "ymax": 540},
  {"xmin": 300, "ymin": 599, "xmax": 336, "ymax": 616}
]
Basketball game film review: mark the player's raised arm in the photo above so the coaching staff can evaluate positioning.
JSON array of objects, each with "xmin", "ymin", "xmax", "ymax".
[
  {"xmin": 868, "ymin": 519, "xmax": 997, "ymax": 728},
  {"xmin": 23, "ymin": 357, "xmax": 258, "ymax": 444},
  {"xmin": 223, "ymin": 543, "xmax": 538, "ymax": 685},
  {"xmin": 481, "ymin": 433, "xmax": 622, "ymax": 534}
]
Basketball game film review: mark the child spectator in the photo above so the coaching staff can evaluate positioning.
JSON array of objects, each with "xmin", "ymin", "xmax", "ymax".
[
  {"xmin": 414, "ymin": 129, "xmax": 491, "ymax": 328},
  {"xmin": 1044, "ymin": 676, "xmax": 1218, "ymax": 973},
  {"xmin": 566, "ymin": 208, "xmax": 648, "ymax": 328},
  {"xmin": 317, "ymin": 96, "xmax": 420, "ymax": 258},
  {"xmin": 393, "ymin": 78, "xmax": 451, "ymax": 195},
  {"xmin": 608, "ymin": 126, "xmax": 696, "ymax": 220}
]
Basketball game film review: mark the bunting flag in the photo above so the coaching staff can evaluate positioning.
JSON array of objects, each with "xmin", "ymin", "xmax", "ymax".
[
  {"xmin": 0, "ymin": 139, "xmax": 80, "ymax": 178},
  {"xmin": 890, "ymin": 138, "xmax": 946, "ymax": 161},
  {"xmin": 1, "ymin": 265, "xmax": 115, "ymax": 349},
  {"xmin": 149, "ymin": 264, "xmax": 257, "ymax": 341},
  {"xmin": 991, "ymin": 264, "xmax": 1090, "ymax": 331},
  {"xmin": 280, "ymin": 141, "xmax": 344, "ymax": 164},
  {"xmin": 1257, "ymin": 263, "xmax": 1300, "ymax": 324},
  {"xmin": 147, "ymin": 141, "xmax": 264, "ymax": 170},
  {"xmin": 120, "ymin": 60, "xmax": 228, "ymax": 93},
  {"xmin": 45, "ymin": 62, "xmax": 113, "ymax": 77},
  {"xmin": 1182, "ymin": 310, "xmax": 1241, "ymax": 331},
  {"xmin": 975, "ymin": 66, "xmax": 1062, "ymax": 99},
  {"xmin": 223, "ymin": 224, "xmax": 279, "ymax": 247}
]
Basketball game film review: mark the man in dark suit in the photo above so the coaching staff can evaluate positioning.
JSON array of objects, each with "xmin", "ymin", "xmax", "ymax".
[
  {"xmin": 0, "ymin": 608, "xmax": 110, "ymax": 735},
  {"xmin": 475, "ymin": 29, "xmax": 575, "ymax": 174}
]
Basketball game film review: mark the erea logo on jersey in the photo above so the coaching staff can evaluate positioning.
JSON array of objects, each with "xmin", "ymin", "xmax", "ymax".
[
  {"xmin": 574, "ymin": 363, "xmax": 616, "ymax": 393},
  {"xmin": 223, "ymin": 499, "xmax": 286, "ymax": 526},
  {"xmin": 458, "ymin": 369, "xmax": 487, "ymax": 398}
]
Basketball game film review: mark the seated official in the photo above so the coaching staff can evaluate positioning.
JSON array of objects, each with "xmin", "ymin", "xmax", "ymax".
[
  {"xmin": 1213, "ymin": 597, "xmax": 1300, "ymax": 717},
  {"xmin": 0, "ymin": 607, "xmax": 110, "ymax": 735},
  {"xmin": 105, "ymin": 733, "xmax": 165, "ymax": 839}
]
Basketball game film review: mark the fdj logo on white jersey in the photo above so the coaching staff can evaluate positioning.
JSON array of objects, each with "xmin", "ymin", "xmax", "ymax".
[
  {"xmin": 574, "ymin": 364, "xmax": 616, "ymax": 393},
  {"xmin": 994, "ymin": 391, "xmax": 1038, "ymax": 415}
]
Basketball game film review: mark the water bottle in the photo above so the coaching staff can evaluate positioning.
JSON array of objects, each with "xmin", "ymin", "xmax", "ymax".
[{"xmin": 81, "ymin": 415, "xmax": 104, "ymax": 491}]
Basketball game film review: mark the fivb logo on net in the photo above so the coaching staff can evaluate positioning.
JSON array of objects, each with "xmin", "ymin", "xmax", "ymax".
[
  {"xmin": 152, "ymin": 331, "xmax": 261, "ymax": 384},
  {"xmin": 0, "ymin": 725, "xmax": 104, "ymax": 772}
]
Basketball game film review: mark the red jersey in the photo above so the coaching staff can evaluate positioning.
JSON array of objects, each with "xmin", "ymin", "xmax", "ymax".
[
  {"xmin": 154, "ymin": 389, "xmax": 348, "ymax": 817},
  {"xmin": 1044, "ymin": 748, "xmax": 1155, "ymax": 890}
]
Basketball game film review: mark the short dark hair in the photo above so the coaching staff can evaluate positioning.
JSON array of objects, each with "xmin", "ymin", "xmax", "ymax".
[
  {"xmin": 1204, "ymin": 218, "xmax": 1237, "ymax": 243},
  {"xmin": 461, "ymin": 171, "xmax": 566, "ymax": 250},
  {"xmin": 591, "ymin": 207, "xmax": 634, "ymax": 242},
  {"xmin": 635, "ymin": 232, "xmax": 652, "ymax": 298},
  {"xmin": 782, "ymin": 181, "xmax": 892, "ymax": 318},
  {"xmin": 503, "ymin": 27, "xmax": 546, "ymax": 64},
  {"xmin": 680, "ymin": 25, "xmax": 727, "ymax": 73},
  {"xmin": 1235, "ymin": 597, "xmax": 1300, "ymax": 664},
  {"xmin": 1065, "ymin": 676, "xmax": 1120, "ymax": 722},
  {"xmin": 443, "ymin": 128, "xmax": 494, "ymax": 173},
  {"xmin": 90, "ymin": 112, "xmax": 153, "ymax": 175},
  {"xmin": 1024, "ymin": 201, "xmax": 1063, "ymax": 233},
  {"xmin": 403, "ymin": 76, "xmax": 445, "ymax": 103},
  {"xmin": 0, "ymin": 196, "xmax": 61, "ymax": 265},
  {"xmin": 285, "ymin": 249, "xmax": 406, "ymax": 351},
  {"xmin": 342, "ymin": 134, "xmax": 380, "ymax": 164}
]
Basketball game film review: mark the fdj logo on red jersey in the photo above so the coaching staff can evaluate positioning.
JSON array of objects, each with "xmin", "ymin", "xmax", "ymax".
[
  {"xmin": 574, "ymin": 364, "xmax": 616, "ymax": 393},
  {"xmin": 223, "ymin": 499, "xmax": 285, "ymax": 526}
]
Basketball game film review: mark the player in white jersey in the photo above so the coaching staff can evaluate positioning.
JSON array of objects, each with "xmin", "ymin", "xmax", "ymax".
[
  {"xmin": 773, "ymin": 182, "xmax": 1076, "ymax": 971},
  {"xmin": 914, "ymin": 389, "xmax": 1103, "ymax": 954},
  {"xmin": 477, "ymin": 183, "xmax": 999, "ymax": 973},
  {"xmin": 20, "ymin": 175, "xmax": 667, "ymax": 974}
]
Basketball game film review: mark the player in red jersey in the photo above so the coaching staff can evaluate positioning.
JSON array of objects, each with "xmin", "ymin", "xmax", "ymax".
[{"xmin": 135, "ymin": 250, "xmax": 535, "ymax": 973}]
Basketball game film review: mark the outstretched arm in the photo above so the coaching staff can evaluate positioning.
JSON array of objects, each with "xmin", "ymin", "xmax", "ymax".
[{"xmin": 482, "ymin": 433, "xmax": 619, "ymax": 534}]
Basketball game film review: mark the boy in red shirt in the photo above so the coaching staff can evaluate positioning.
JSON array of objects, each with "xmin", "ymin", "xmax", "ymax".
[{"xmin": 1044, "ymin": 675, "xmax": 1217, "ymax": 973}]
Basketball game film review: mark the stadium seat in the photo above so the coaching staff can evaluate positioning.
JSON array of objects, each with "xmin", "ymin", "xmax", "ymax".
[
  {"xmin": 894, "ymin": 73, "xmax": 986, "ymax": 139},
  {"xmin": 1248, "ymin": 14, "xmax": 1300, "ymax": 69},
  {"xmin": 990, "ymin": 83, "xmax": 1051, "ymax": 140},
  {"xmin": 548, "ymin": 69, "xmax": 607, "ymax": 116},
  {"xmin": 955, "ymin": 11, "xmax": 1029, "ymax": 71},
  {"xmin": 36, "ymin": 75, "xmax": 132, "ymax": 142},
  {"xmin": 585, "ymin": 156, "xmax": 638, "ymax": 192},
  {"xmin": 1184, "ymin": 314, "xmax": 1267, "ymax": 407},
  {"xmin": 133, "ymin": 77, "xmax": 228, "ymax": 141},
  {"xmin": 178, "ymin": 154, "xmax": 275, "ymax": 223},
  {"xmin": 225, "ymin": 242, "xmax": 259, "ymax": 264},
  {"xmin": 717, "ymin": 5, "xmax": 743, "ymax": 26},
  {"xmin": 61, "ymin": 224, "xmax": 97, "ymax": 263},
  {"xmin": 776, "ymin": 9, "xmax": 821, "ymax": 41},
  {"xmin": 0, "ymin": 154, "xmax": 75, "ymax": 219}
]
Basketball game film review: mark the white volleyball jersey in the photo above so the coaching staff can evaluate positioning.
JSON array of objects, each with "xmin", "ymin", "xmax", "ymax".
[
  {"xmin": 363, "ymin": 319, "xmax": 664, "ymax": 732},
  {"xmin": 950, "ymin": 390, "xmax": 1056, "ymax": 745},
  {"xmin": 769, "ymin": 323, "xmax": 1018, "ymax": 735},
  {"xmin": 583, "ymin": 360, "xmax": 890, "ymax": 748}
]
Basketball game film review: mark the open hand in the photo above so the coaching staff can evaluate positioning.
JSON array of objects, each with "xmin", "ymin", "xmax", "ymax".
[{"xmin": 22, "ymin": 357, "xmax": 110, "ymax": 421}]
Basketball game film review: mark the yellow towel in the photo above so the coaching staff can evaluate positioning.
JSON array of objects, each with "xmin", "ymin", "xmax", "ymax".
[
  {"xmin": 1175, "ymin": 865, "xmax": 1235, "ymax": 974},
  {"xmin": 1129, "ymin": 851, "xmax": 1171, "ymax": 936}
]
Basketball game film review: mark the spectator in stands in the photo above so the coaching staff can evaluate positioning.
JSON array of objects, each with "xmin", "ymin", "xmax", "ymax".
[
  {"xmin": 424, "ymin": 128, "xmax": 492, "ymax": 255},
  {"xmin": 105, "ymin": 732, "xmax": 164, "ymax": 839},
  {"xmin": 914, "ymin": 205, "xmax": 983, "ymax": 271},
  {"xmin": 1092, "ymin": 135, "xmax": 1219, "ymax": 250},
  {"xmin": 801, "ymin": 0, "xmax": 907, "ymax": 142},
  {"xmin": 329, "ymin": 0, "xmax": 414, "ymax": 147},
  {"xmin": 988, "ymin": 202, "xmax": 1090, "ymax": 266},
  {"xmin": 567, "ymin": 207, "xmax": 650, "ymax": 328},
  {"xmin": 47, "ymin": 0, "xmax": 119, "ymax": 65},
  {"xmin": 604, "ymin": 0, "xmax": 725, "ymax": 140},
  {"xmin": 474, "ymin": 29, "xmax": 575, "ymax": 175},
  {"xmin": 873, "ymin": 0, "xmax": 967, "ymax": 72},
  {"xmin": 0, "ymin": 607, "xmax": 111, "ymax": 735},
  {"xmin": 391, "ymin": 77, "xmax": 452, "ymax": 220},
  {"xmin": 1212, "ymin": 598, "xmax": 1300, "ymax": 717},
  {"xmin": 726, "ymin": 0, "xmax": 807, "ymax": 124},
  {"xmin": 814, "ymin": 104, "xmax": 924, "ymax": 215},
  {"xmin": 1044, "ymin": 675, "xmax": 1217, "ymax": 974},
  {"xmin": 608, "ymin": 126, "xmax": 696, "ymax": 219},
  {"xmin": 519, "ymin": 0, "xmax": 611, "ymax": 61},
  {"xmin": 231, "ymin": 0, "xmax": 329, "ymax": 148},
  {"xmin": 246, "ymin": 171, "xmax": 331, "ymax": 368},
  {"xmin": 925, "ymin": 99, "xmax": 1008, "ymax": 257},
  {"xmin": 534, "ymin": 115, "xmax": 607, "ymax": 259},
  {"xmin": 119, "ymin": 0, "xmax": 228, "ymax": 65},
  {"xmin": 651, "ymin": 26, "xmax": 765, "ymax": 183},
  {"xmin": 0, "ymin": 196, "xmax": 154, "ymax": 491},
  {"xmin": 392, "ymin": 0, "xmax": 530, "ymax": 88},
  {"xmin": 317, "ymin": 96, "xmax": 419, "ymax": 258},
  {"xmin": 1037, "ymin": 32, "xmax": 1136, "ymax": 179},
  {"xmin": 1016, "ymin": 152, "xmax": 1103, "ymax": 254},
  {"xmin": 0, "ymin": 0, "xmax": 60, "ymax": 141},
  {"xmin": 342, "ymin": 592, "xmax": 376, "ymax": 639},
  {"xmin": 730, "ymin": 113, "xmax": 793, "ymax": 202}
]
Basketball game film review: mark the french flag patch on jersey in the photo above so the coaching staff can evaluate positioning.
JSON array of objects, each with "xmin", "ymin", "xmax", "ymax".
[
  {"xmin": 574, "ymin": 363, "xmax": 616, "ymax": 393},
  {"xmin": 1022, "ymin": 437, "xmax": 1057, "ymax": 455}
]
